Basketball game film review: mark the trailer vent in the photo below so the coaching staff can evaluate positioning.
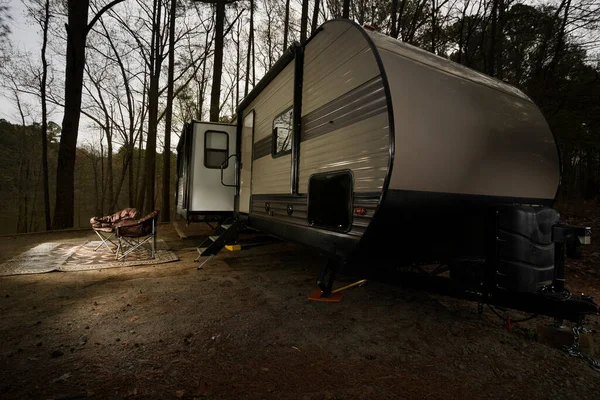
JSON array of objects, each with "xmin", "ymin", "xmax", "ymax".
[{"xmin": 495, "ymin": 206, "xmax": 559, "ymax": 293}]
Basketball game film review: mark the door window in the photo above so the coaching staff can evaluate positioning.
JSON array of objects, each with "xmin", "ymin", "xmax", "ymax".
[{"xmin": 204, "ymin": 130, "xmax": 229, "ymax": 169}]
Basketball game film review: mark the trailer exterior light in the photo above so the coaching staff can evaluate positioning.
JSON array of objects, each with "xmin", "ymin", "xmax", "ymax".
[{"xmin": 355, "ymin": 207, "xmax": 367, "ymax": 216}]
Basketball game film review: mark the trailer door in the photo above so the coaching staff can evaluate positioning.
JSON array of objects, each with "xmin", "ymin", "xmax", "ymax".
[{"xmin": 190, "ymin": 122, "xmax": 237, "ymax": 212}]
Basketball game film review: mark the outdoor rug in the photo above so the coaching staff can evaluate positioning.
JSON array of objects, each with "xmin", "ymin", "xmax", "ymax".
[{"xmin": 0, "ymin": 240, "xmax": 179, "ymax": 276}]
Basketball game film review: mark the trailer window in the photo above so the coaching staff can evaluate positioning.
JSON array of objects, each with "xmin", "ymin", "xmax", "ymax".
[
  {"xmin": 204, "ymin": 130, "xmax": 229, "ymax": 169},
  {"xmin": 272, "ymin": 107, "xmax": 293, "ymax": 157}
]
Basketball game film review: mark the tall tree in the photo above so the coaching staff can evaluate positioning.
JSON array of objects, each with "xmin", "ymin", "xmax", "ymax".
[
  {"xmin": 300, "ymin": 0, "xmax": 309, "ymax": 43},
  {"xmin": 210, "ymin": 1, "xmax": 226, "ymax": 121},
  {"xmin": 283, "ymin": 0, "xmax": 290, "ymax": 49},
  {"xmin": 431, "ymin": 0, "xmax": 436, "ymax": 53},
  {"xmin": 342, "ymin": 0, "xmax": 350, "ymax": 19},
  {"xmin": 390, "ymin": 0, "xmax": 398, "ymax": 37},
  {"xmin": 488, "ymin": 0, "xmax": 499, "ymax": 76},
  {"xmin": 39, "ymin": 0, "xmax": 51, "ymax": 231},
  {"xmin": 139, "ymin": 0, "xmax": 164, "ymax": 213},
  {"xmin": 52, "ymin": 0, "xmax": 124, "ymax": 229},
  {"xmin": 23, "ymin": 0, "xmax": 52, "ymax": 230},
  {"xmin": 244, "ymin": 0, "xmax": 254, "ymax": 97},
  {"xmin": 162, "ymin": 0, "xmax": 177, "ymax": 222},
  {"xmin": 311, "ymin": 0, "xmax": 320, "ymax": 34}
]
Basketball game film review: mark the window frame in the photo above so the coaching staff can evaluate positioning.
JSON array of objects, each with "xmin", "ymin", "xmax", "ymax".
[
  {"xmin": 271, "ymin": 106, "xmax": 293, "ymax": 158},
  {"xmin": 203, "ymin": 130, "xmax": 230, "ymax": 169}
]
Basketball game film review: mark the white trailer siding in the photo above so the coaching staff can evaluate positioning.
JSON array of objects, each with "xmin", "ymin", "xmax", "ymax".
[
  {"xmin": 299, "ymin": 23, "xmax": 390, "ymax": 194},
  {"xmin": 248, "ymin": 62, "xmax": 295, "ymax": 194}
]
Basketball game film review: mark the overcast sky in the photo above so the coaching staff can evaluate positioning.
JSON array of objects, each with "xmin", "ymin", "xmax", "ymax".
[
  {"xmin": 0, "ymin": 2, "xmax": 86, "ymax": 140},
  {"xmin": 1, "ymin": 2, "xmax": 60, "ymax": 123}
]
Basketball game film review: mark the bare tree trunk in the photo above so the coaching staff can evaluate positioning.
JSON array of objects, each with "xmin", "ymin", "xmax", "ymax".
[
  {"xmin": 244, "ymin": 0, "xmax": 254, "ymax": 97},
  {"xmin": 457, "ymin": 0, "xmax": 468, "ymax": 64},
  {"xmin": 162, "ymin": 0, "xmax": 177, "ymax": 222},
  {"xmin": 40, "ymin": 0, "xmax": 51, "ymax": 230},
  {"xmin": 99, "ymin": 132, "xmax": 105, "ymax": 215},
  {"xmin": 136, "ymin": 128, "xmax": 144, "ymax": 209},
  {"xmin": 488, "ymin": 0, "xmax": 499, "ymax": 76},
  {"xmin": 198, "ymin": 62, "xmax": 207, "ymax": 118},
  {"xmin": 235, "ymin": 17, "xmax": 240, "ymax": 106},
  {"xmin": 283, "ymin": 0, "xmax": 290, "ymax": 49},
  {"xmin": 390, "ymin": 0, "xmax": 398, "ymax": 37},
  {"xmin": 53, "ymin": 0, "xmax": 89, "ymax": 229},
  {"xmin": 342, "ymin": 0, "xmax": 350, "ymax": 19},
  {"xmin": 396, "ymin": 0, "xmax": 407, "ymax": 39},
  {"xmin": 22, "ymin": 160, "xmax": 30, "ymax": 233},
  {"xmin": 210, "ymin": 1, "xmax": 225, "ymax": 121},
  {"xmin": 107, "ymin": 124, "xmax": 114, "ymax": 212},
  {"xmin": 311, "ymin": 0, "xmax": 320, "ymax": 34},
  {"xmin": 15, "ymin": 93, "xmax": 28, "ymax": 232},
  {"xmin": 132, "ymin": 72, "xmax": 147, "ymax": 206},
  {"xmin": 29, "ymin": 163, "xmax": 43, "ymax": 232},
  {"xmin": 53, "ymin": 0, "xmax": 124, "ymax": 229},
  {"xmin": 430, "ymin": 0, "xmax": 436, "ymax": 53},
  {"xmin": 91, "ymin": 153, "xmax": 100, "ymax": 216},
  {"xmin": 300, "ymin": 0, "xmax": 309, "ymax": 43},
  {"xmin": 548, "ymin": 0, "xmax": 572, "ymax": 76},
  {"xmin": 265, "ymin": 3, "xmax": 274, "ymax": 69},
  {"xmin": 496, "ymin": 0, "xmax": 504, "ymax": 79},
  {"xmin": 17, "ymin": 157, "xmax": 26, "ymax": 233},
  {"xmin": 140, "ymin": 0, "xmax": 163, "ymax": 213}
]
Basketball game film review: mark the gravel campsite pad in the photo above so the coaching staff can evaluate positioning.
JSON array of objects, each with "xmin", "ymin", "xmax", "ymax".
[{"xmin": 0, "ymin": 216, "xmax": 600, "ymax": 399}]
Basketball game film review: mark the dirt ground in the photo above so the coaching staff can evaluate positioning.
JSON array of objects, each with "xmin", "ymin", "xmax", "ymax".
[{"xmin": 1, "ymin": 207, "xmax": 600, "ymax": 400}]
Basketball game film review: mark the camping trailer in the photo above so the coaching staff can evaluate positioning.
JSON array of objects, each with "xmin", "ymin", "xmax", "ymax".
[{"xmin": 177, "ymin": 19, "xmax": 597, "ymax": 321}]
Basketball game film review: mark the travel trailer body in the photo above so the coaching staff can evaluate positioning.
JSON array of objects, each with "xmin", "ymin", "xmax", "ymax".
[{"xmin": 176, "ymin": 19, "xmax": 596, "ymax": 321}]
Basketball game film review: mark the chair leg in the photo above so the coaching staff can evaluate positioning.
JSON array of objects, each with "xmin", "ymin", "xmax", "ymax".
[
  {"xmin": 117, "ymin": 236, "xmax": 154, "ymax": 260},
  {"xmin": 152, "ymin": 219, "xmax": 156, "ymax": 259},
  {"xmin": 115, "ymin": 239, "xmax": 121, "ymax": 260},
  {"xmin": 94, "ymin": 230, "xmax": 116, "ymax": 253}
]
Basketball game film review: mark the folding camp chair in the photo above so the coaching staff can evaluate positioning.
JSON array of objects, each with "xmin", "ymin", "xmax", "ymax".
[
  {"xmin": 115, "ymin": 210, "xmax": 160, "ymax": 260},
  {"xmin": 90, "ymin": 208, "xmax": 138, "ymax": 253}
]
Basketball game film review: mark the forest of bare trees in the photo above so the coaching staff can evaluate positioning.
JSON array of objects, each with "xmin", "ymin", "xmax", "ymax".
[{"xmin": 0, "ymin": 0, "xmax": 599, "ymax": 235}]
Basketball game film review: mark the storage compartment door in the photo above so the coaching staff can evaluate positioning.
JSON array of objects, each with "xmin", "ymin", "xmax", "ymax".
[{"xmin": 307, "ymin": 170, "xmax": 354, "ymax": 232}]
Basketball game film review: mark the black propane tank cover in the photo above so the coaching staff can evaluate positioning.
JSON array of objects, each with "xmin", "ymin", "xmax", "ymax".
[{"xmin": 495, "ymin": 206, "xmax": 560, "ymax": 293}]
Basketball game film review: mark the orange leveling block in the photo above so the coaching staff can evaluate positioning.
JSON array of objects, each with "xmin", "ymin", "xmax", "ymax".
[{"xmin": 308, "ymin": 279, "xmax": 367, "ymax": 302}]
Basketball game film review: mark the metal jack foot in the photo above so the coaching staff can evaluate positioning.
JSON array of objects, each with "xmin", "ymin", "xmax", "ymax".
[{"xmin": 317, "ymin": 257, "xmax": 341, "ymax": 297}]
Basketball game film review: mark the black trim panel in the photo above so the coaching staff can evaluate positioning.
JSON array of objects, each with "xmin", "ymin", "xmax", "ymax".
[
  {"xmin": 291, "ymin": 46, "xmax": 304, "ymax": 194},
  {"xmin": 253, "ymin": 136, "xmax": 271, "ymax": 160},
  {"xmin": 248, "ymin": 215, "xmax": 359, "ymax": 257},
  {"xmin": 381, "ymin": 189, "xmax": 554, "ymax": 209},
  {"xmin": 301, "ymin": 76, "xmax": 386, "ymax": 142}
]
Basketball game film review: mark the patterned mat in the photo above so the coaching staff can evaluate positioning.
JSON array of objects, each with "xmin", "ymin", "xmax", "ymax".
[{"xmin": 0, "ymin": 240, "xmax": 179, "ymax": 276}]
